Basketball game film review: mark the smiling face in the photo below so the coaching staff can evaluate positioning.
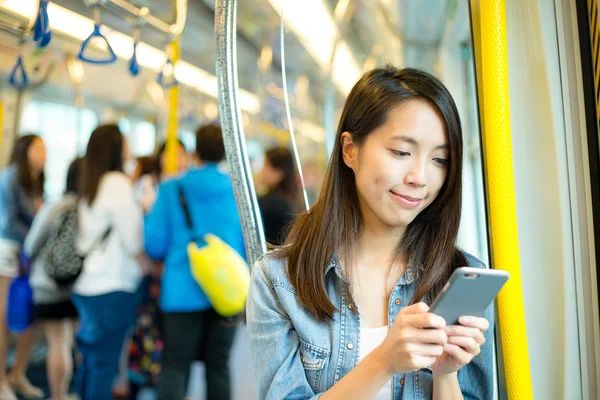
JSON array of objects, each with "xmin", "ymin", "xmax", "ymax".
[
  {"xmin": 27, "ymin": 137, "xmax": 46, "ymax": 175},
  {"xmin": 260, "ymin": 158, "xmax": 284, "ymax": 190},
  {"xmin": 342, "ymin": 100, "xmax": 449, "ymax": 230}
]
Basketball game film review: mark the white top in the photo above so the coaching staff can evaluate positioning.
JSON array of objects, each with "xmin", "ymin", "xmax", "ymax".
[
  {"xmin": 74, "ymin": 172, "xmax": 143, "ymax": 296},
  {"xmin": 133, "ymin": 174, "xmax": 157, "ymax": 211},
  {"xmin": 359, "ymin": 325, "xmax": 392, "ymax": 400}
]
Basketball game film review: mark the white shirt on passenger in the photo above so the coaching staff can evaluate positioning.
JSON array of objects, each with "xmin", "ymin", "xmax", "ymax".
[
  {"xmin": 73, "ymin": 172, "xmax": 143, "ymax": 296},
  {"xmin": 358, "ymin": 325, "xmax": 392, "ymax": 400}
]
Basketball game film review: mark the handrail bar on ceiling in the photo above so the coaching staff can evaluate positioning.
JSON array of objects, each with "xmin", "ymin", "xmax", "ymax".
[{"xmin": 85, "ymin": 0, "xmax": 187, "ymax": 38}]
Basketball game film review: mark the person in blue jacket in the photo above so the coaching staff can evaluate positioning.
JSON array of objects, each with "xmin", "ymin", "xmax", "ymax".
[
  {"xmin": 0, "ymin": 134, "xmax": 46, "ymax": 400},
  {"xmin": 144, "ymin": 124, "xmax": 246, "ymax": 400}
]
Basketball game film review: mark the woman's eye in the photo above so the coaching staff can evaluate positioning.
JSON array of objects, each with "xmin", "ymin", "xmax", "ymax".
[
  {"xmin": 392, "ymin": 150, "xmax": 410, "ymax": 157},
  {"xmin": 433, "ymin": 158, "xmax": 449, "ymax": 166}
]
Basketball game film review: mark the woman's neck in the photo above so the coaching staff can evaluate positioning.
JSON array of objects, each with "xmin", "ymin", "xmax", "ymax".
[
  {"xmin": 355, "ymin": 223, "xmax": 405, "ymax": 268},
  {"xmin": 349, "ymin": 195, "xmax": 407, "ymax": 269}
]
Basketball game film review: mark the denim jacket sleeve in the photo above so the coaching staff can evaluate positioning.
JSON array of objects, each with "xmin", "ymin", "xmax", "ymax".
[
  {"xmin": 246, "ymin": 257, "xmax": 323, "ymax": 400},
  {"xmin": 456, "ymin": 303, "xmax": 495, "ymax": 399},
  {"xmin": 0, "ymin": 166, "xmax": 33, "ymax": 243},
  {"xmin": 457, "ymin": 252, "xmax": 495, "ymax": 400}
]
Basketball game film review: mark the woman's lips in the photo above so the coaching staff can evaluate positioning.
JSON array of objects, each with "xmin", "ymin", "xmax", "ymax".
[{"xmin": 390, "ymin": 191, "xmax": 422, "ymax": 208}]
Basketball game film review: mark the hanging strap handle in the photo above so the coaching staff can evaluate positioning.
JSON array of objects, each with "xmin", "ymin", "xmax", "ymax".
[
  {"xmin": 33, "ymin": 0, "xmax": 52, "ymax": 48},
  {"xmin": 129, "ymin": 26, "xmax": 141, "ymax": 76},
  {"xmin": 78, "ymin": 24, "xmax": 117, "ymax": 64},
  {"xmin": 8, "ymin": 56, "xmax": 28, "ymax": 89},
  {"xmin": 157, "ymin": 57, "xmax": 178, "ymax": 88},
  {"xmin": 78, "ymin": 7, "xmax": 117, "ymax": 65},
  {"xmin": 129, "ymin": 41, "xmax": 140, "ymax": 76}
]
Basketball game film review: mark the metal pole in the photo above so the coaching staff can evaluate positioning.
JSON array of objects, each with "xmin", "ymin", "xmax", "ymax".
[
  {"xmin": 86, "ymin": 0, "xmax": 187, "ymax": 37},
  {"xmin": 165, "ymin": 39, "xmax": 180, "ymax": 175},
  {"xmin": 215, "ymin": 0, "xmax": 266, "ymax": 266},
  {"xmin": 476, "ymin": 0, "xmax": 534, "ymax": 398}
]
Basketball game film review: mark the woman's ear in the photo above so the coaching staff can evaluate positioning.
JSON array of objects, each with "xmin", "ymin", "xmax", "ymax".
[{"xmin": 341, "ymin": 132, "xmax": 358, "ymax": 170}]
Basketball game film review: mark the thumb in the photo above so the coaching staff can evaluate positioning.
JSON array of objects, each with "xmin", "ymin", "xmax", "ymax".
[{"xmin": 400, "ymin": 302, "xmax": 429, "ymax": 315}]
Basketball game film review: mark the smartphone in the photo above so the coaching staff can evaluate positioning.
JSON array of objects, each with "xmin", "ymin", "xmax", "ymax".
[{"xmin": 429, "ymin": 267, "xmax": 509, "ymax": 325}]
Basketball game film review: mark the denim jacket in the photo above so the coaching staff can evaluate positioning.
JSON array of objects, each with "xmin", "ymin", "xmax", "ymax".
[
  {"xmin": 0, "ymin": 165, "xmax": 36, "ymax": 244},
  {"xmin": 246, "ymin": 250, "xmax": 494, "ymax": 400}
]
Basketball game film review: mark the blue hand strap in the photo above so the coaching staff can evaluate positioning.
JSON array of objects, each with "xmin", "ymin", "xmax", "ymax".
[
  {"xmin": 157, "ymin": 58, "xmax": 178, "ymax": 88},
  {"xmin": 129, "ymin": 41, "xmax": 140, "ymax": 76},
  {"xmin": 33, "ymin": 0, "xmax": 51, "ymax": 48},
  {"xmin": 78, "ymin": 24, "xmax": 117, "ymax": 65},
  {"xmin": 8, "ymin": 56, "xmax": 28, "ymax": 89}
]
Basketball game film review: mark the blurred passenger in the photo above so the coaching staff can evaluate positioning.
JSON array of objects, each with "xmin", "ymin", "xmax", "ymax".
[
  {"xmin": 0, "ymin": 135, "xmax": 46, "ymax": 400},
  {"xmin": 24, "ymin": 159, "xmax": 81, "ymax": 400},
  {"xmin": 155, "ymin": 139, "xmax": 189, "ymax": 183},
  {"xmin": 246, "ymin": 67, "xmax": 494, "ymax": 399},
  {"xmin": 72, "ymin": 124, "xmax": 143, "ymax": 400},
  {"xmin": 258, "ymin": 147, "xmax": 300, "ymax": 246},
  {"xmin": 145, "ymin": 124, "xmax": 245, "ymax": 400},
  {"xmin": 113, "ymin": 157, "xmax": 162, "ymax": 399},
  {"xmin": 132, "ymin": 156, "xmax": 157, "ymax": 212}
]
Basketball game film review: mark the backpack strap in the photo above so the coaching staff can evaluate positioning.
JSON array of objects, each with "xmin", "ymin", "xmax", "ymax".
[
  {"xmin": 80, "ymin": 225, "xmax": 112, "ymax": 257},
  {"xmin": 178, "ymin": 184, "xmax": 193, "ymax": 229}
]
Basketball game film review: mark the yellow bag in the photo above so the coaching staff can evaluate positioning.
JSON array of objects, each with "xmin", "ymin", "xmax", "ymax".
[{"xmin": 187, "ymin": 234, "xmax": 250, "ymax": 317}]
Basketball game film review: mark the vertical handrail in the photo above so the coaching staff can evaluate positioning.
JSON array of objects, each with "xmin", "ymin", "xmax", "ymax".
[
  {"xmin": 165, "ymin": 39, "xmax": 180, "ymax": 175},
  {"xmin": 478, "ymin": 0, "xmax": 534, "ymax": 398},
  {"xmin": 215, "ymin": 0, "xmax": 266, "ymax": 266}
]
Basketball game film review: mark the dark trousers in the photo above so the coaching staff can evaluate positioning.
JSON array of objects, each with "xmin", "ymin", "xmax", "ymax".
[
  {"xmin": 72, "ymin": 292, "xmax": 136, "ymax": 400},
  {"xmin": 157, "ymin": 309, "xmax": 237, "ymax": 400}
]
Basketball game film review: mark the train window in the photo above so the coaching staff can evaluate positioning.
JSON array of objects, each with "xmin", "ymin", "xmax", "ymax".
[
  {"xmin": 20, "ymin": 99, "xmax": 98, "ymax": 200},
  {"xmin": 232, "ymin": 0, "xmax": 488, "ymax": 262},
  {"xmin": 119, "ymin": 118, "xmax": 156, "ymax": 156}
]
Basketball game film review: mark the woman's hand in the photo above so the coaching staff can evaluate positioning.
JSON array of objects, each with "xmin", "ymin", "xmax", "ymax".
[
  {"xmin": 431, "ymin": 316, "xmax": 489, "ymax": 376},
  {"xmin": 374, "ymin": 302, "xmax": 447, "ymax": 375}
]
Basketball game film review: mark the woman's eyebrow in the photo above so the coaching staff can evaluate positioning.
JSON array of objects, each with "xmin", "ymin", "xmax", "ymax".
[{"xmin": 390, "ymin": 135, "xmax": 449, "ymax": 150}]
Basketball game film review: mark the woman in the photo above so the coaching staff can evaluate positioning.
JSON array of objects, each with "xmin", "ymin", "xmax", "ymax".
[
  {"xmin": 112, "ymin": 155, "xmax": 163, "ymax": 399},
  {"xmin": 258, "ymin": 147, "xmax": 300, "ymax": 246},
  {"xmin": 131, "ymin": 156, "xmax": 157, "ymax": 213},
  {"xmin": 247, "ymin": 67, "xmax": 493, "ymax": 399},
  {"xmin": 0, "ymin": 135, "xmax": 46, "ymax": 400},
  {"xmin": 24, "ymin": 158, "xmax": 81, "ymax": 400},
  {"xmin": 145, "ymin": 125, "xmax": 246, "ymax": 400},
  {"xmin": 155, "ymin": 139, "xmax": 189, "ymax": 182},
  {"xmin": 73, "ymin": 124, "xmax": 143, "ymax": 400}
]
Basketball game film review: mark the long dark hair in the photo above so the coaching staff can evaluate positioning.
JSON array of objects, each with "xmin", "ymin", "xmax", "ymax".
[
  {"xmin": 65, "ymin": 158, "xmax": 82, "ymax": 195},
  {"xmin": 264, "ymin": 147, "xmax": 299, "ymax": 210},
  {"xmin": 79, "ymin": 124, "xmax": 124, "ymax": 205},
  {"xmin": 154, "ymin": 138, "xmax": 186, "ymax": 177},
  {"xmin": 10, "ymin": 134, "xmax": 45, "ymax": 198},
  {"xmin": 280, "ymin": 66, "xmax": 465, "ymax": 321}
]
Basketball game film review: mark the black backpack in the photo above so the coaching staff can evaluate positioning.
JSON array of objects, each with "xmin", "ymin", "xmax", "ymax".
[{"xmin": 41, "ymin": 203, "xmax": 111, "ymax": 288}]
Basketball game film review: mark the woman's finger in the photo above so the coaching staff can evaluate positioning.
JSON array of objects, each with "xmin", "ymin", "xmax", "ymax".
[
  {"xmin": 400, "ymin": 326, "xmax": 447, "ymax": 345},
  {"xmin": 458, "ymin": 316, "xmax": 489, "ymax": 331},
  {"xmin": 444, "ymin": 325, "xmax": 480, "ymax": 338},
  {"xmin": 444, "ymin": 325, "xmax": 486, "ymax": 346},
  {"xmin": 407, "ymin": 343, "xmax": 445, "ymax": 357},
  {"xmin": 447, "ymin": 335, "xmax": 480, "ymax": 356},
  {"xmin": 443, "ymin": 343, "xmax": 471, "ymax": 365},
  {"xmin": 407, "ymin": 312, "xmax": 446, "ymax": 329},
  {"xmin": 474, "ymin": 331, "xmax": 486, "ymax": 346}
]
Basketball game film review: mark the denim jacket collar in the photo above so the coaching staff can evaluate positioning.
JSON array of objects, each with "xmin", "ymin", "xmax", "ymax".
[{"xmin": 325, "ymin": 253, "xmax": 416, "ymax": 286}]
